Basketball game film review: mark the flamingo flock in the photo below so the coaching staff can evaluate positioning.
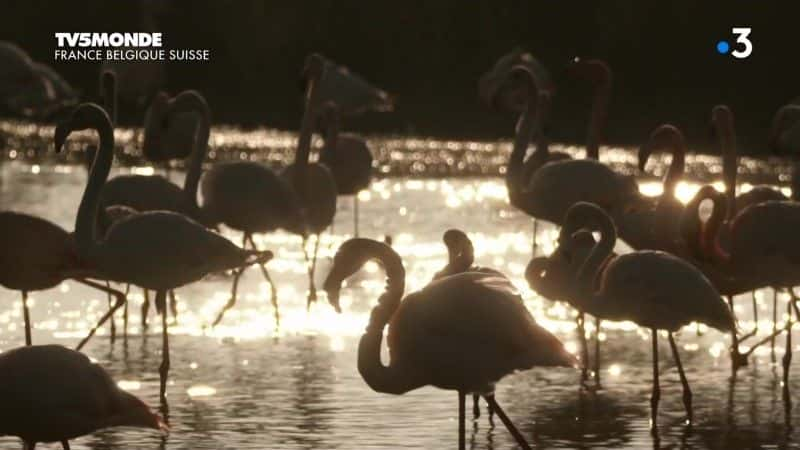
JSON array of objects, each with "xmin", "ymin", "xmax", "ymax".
[{"xmin": 0, "ymin": 40, "xmax": 799, "ymax": 450}]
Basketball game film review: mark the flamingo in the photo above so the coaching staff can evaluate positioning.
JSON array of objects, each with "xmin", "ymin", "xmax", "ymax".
[
  {"xmin": 681, "ymin": 185, "xmax": 800, "ymax": 377},
  {"xmin": 555, "ymin": 202, "xmax": 733, "ymax": 428},
  {"xmin": 618, "ymin": 124, "xmax": 688, "ymax": 252},
  {"xmin": 318, "ymin": 102, "xmax": 376, "ymax": 238},
  {"xmin": 323, "ymin": 238, "xmax": 576, "ymax": 450},
  {"xmin": 0, "ymin": 344, "xmax": 165, "ymax": 450},
  {"xmin": 93, "ymin": 90, "xmax": 215, "ymax": 331},
  {"xmin": 432, "ymin": 229, "xmax": 505, "ymax": 417},
  {"xmin": 485, "ymin": 62, "xmax": 569, "ymax": 254},
  {"xmin": 55, "ymin": 102, "xmax": 273, "ymax": 404},
  {"xmin": 526, "ymin": 231, "xmax": 612, "ymax": 389},
  {"xmin": 0, "ymin": 41, "xmax": 77, "ymax": 118},
  {"xmin": 479, "ymin": 48, "xmax": 555, "ymax": 113},
  {"xmin": 496, "ymin": 65, "xmax": 639, "ymax": 226},
  {"xmin": 0, "ymin": 211, "xmax": 127, "ymax": 347}
]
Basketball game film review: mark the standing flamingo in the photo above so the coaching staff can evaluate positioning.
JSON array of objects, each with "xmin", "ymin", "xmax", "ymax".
[
  {"xmin": 0, "ymin": 344, "xmax": 165, "ymax": 450},
  {"xmin": 55, "ymin": 102, "xmax": 273, "ymax": 404},
  {"xmin": 323, "ymin": 238, "xmax": 576, "ymax": 450},
  {"xmin": 496, "ymin": 65, "xmax": 639, "ymax": 226},
  {"xmin": 556, "ymin": 202, "xmax": 733, "ymax": 428},
  {"xmin": 0, "ymin": 211, "xmax": 127, "ymax": 347},
  {"xmin": 681, "ymin": 186, "xmax": 800, "ymax": 378},
  {"xmin": 94, "ymin": 90, "xmax": 215, "ymax": 331},
  {"xmin": 526, "ymin": 231, "xmax": 611, "ymax": 389},
  {"xmin": 486, "ymin": 63, "xmax": 569, "ymax": 254}
]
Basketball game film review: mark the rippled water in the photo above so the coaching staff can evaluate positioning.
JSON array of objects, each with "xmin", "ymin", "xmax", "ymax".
[{"xmin": 0, "ymin": 123, "xmax": 799, "ymax": 449}]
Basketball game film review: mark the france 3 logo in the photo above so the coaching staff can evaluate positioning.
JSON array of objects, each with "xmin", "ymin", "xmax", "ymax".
[{"xmin": 716, "ymin": 28, "xmax": 752, "ymax": 59}]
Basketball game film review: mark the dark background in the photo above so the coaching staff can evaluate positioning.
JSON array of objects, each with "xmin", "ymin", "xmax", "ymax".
[{"xmin": 1, "ymin": 1, "xmax": 798, "ymax": 154}]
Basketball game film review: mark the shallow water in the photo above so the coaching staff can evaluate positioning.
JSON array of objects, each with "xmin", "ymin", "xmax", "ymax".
[{"xmin": 0, "ymin": 123, "xmax": 799, "ymax": 449}]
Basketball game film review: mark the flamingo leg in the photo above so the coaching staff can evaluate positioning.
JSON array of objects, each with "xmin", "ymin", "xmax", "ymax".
[
  {"xmin": 74, "ymin": 279, "xmax": 126, "ymax": 351},
  {"xmin": 772, "ymin": 288, "xmax": 779, "ymax": 364},
  {"xmin": 354, "ymin": 195, "xmax": 360, "ymax": 238},
  {"xmin": 740, "ymin": 291, "xmax": 759, "ymax": 342},
  {"xmin": 211, "ymin": 268, "xmax": 244, "ymax": 327},
  {"xmin": 577, "ymin": 311, "xmax": 589, "ymax": 387},
  {"xmin": 61, "ymin": 440, "xmax": 70, "ymax": 450},
  {"xmin": 105, "ymin": 280, "xmax": 116, "ymax": 345},
  {"xmin": 472, "ymin": 393, "xmax": 480, "ymax": 419},
  {"xmin": 783, "ymin": 299, "xmax": 793, "ymax": 413},
  {"xmin": 668, "ymin": 332, "xmax": 693, "ymax": 425},
  {"xmin": 24, "ymin": 442, "xmax": 35, "ymax": 450},
  {"xmin": 458, "ymin": 391, "xmax": 465, "ymax": 450},
  {"xmin": 482, "ymin": 394, "xmax": 531, "ymax": 450},
  {"xmin": 246, "ymin": 234, "xmax": 280, "ymax": 326},
  {"xmin": 727, "ymin": 295, "xmax": 747, "ymax": 372},
  {"xmin": 21, "ymin": 291, "xmax": 32, "ymax": 346},
  {"xmin": 169, "ymin": 290, "xmax": 178, "ymax": 325},
  {"xmin": 156, "ymin": 290, "xmax": 170, "ymax": 405},
  {"xmin": 650, "ymin": 328, "xmax": 660, "ymax": 433},
  {"xmin": 122, "ymin": 284, "xmax": 130, "ymax": 340},
  {"xmin": 594, "ymin": 317, "xmax": 602, "ymax": 389},
  {"xmin": 307, "ymin": 234, "xmax": 321, "ymax": 309},
  {"xmin": 532, "ymin": 219, "xmax": 538, "ymax": 256},
  {"xmin": 141, "ymin": 288, "xmax": 150, "ymax": 330}
]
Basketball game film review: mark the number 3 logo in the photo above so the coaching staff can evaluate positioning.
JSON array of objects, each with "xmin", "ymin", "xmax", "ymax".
[{"xmin": 731, "ymin": 27, "xmax": 752, "ymax": 59}]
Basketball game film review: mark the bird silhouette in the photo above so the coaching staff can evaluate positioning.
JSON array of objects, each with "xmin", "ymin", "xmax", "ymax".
[
  {"xmin": 55, "ymin": 102, "xmax": 273, "ymax": 405},
  {"xmin": 554, "ymin": 202, "xmax": 733, "ymax": 428},
  {"xmin": 0, "ymin": 344, "xmax": 165, "ymax": 449},
  {"xmin": 324, "ymin": 238, "xmax": 576, "ymax": 450}
]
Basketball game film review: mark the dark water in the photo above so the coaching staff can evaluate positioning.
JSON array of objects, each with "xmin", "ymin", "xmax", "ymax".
[{"xmin": 0, "ymin": 123, "xmax": 798, "ymax": 449}]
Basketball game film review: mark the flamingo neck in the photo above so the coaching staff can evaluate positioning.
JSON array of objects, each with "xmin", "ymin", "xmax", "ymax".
[
  {"xmin": 586, "ymin": 84, "xmax": 610, "ymax": 160},
  {"xmin": 792, "ymin": 158, "xmax": 800, "ymax": 202},
  {"xmin": 101, "ymin": 71, "xmax": 117, "ymax": 127},
  {"xmin": 506, "ymin": 102, "xmax": 536, "ymax": 202},
  {"xmin": 662, "ymin": 146, "xmax": 685, "ymax": 201},
  {"xmin": 293, "ymin": 73, "xmax": 323, "ymax": 197},
  {"xmin": 718, "ymin": 119, "xmax": 738, "ymax": 218},
  {"xmin": 181, "ymin": 100, "xmax": 211, "ymax": 213},
  {"xmin": 573, "ymin": 211, "xmax": 616, "ymax": 303},
  {"xmin": 698, "ymin": 191, "xmax": 731, "ymax": 264},
  {"xmin": 76, "ymin": 120, "xmax": 114, "ymax": 260}
]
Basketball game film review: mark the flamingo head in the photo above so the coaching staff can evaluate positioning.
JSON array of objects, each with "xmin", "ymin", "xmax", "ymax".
[
  {"xmin": 479, "ymin": 48, "xmax": 553, "ymax": 113},
  {"xmin": 710, "ymin": 104, "xmax": 734, "ymax": 140},
  {"xmin": 116, "ymin": 390, "xmax": 169, "ymax": 434},
  {"xmin": 442, "ymin": 228, "xmax": 471, "ymax": 258},
  {"xmin": 54, "ymin": 103, "xmax": 111, "ymax": 153},
  {"xmin": 638, "ymin": 124, "xmax": 685, "ymax": 172},
  {"xmin": 323, "ymin": 239, "xmax": 375, "ymax": 313},
  {"xmin": 99, "ymin": 68, "xmax": 116, "ymax": 96}
]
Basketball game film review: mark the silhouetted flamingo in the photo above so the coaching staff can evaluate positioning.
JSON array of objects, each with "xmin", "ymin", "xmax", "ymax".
[
  {"xmin": 324, "ymin": 238, "xmax": 576, "ymax": 450},
  {"xmin": 0, "ymin": 344, "xmax": 166, "ymax": 449},
  {"xmin": 55, "ymin": 102, "xmax": 273, "ymax": 404},
  {"xmin": 556, "ymin": 202, "xmax": 733, "ymax": 428}
]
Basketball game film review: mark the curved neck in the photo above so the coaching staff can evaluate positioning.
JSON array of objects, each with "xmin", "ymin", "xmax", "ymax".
[
  {"xmin": 76, "ymin": 120, "xmax": 115, "ymax": 258},
  {"xmin": 586, "ymin": 84, "xmax": 610, "ymax": 160},
  {"xmin": 793, "ymin": 158, "xmax": 800, "ymax": 202},
  {"xmin": 573, "ymin": 211, "xmax": 616, "ymax": 299},
  {"xmin": 294, "ymin": 72, "xmax": 324, "ymax": 195},
  {"xmin": 701, "ymin": 193, "xmax": 731, "ymax": 264},
  {"xmin": 101, "ymin": 72, "xmax": 117, "ymax": 127},
  {"xmin": 347, "ymin": 240, "xmax": 424, "ymax": 395},
  {"xmin": 661, "ymin": 146, "xmax": 685, "ymax": 201}
]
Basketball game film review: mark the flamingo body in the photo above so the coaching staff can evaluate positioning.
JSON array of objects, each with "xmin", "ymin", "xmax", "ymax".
[
  {"xmin": 201, "ymin": 161, "xmax": 303, "ymax": 233},
  {"xmin": 0, "ymin": 345, "xmax": 163, "ymax": 446},
  {"xmin": 319, "ymin": 134, "xmax": 373, "ymax": 195}
]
